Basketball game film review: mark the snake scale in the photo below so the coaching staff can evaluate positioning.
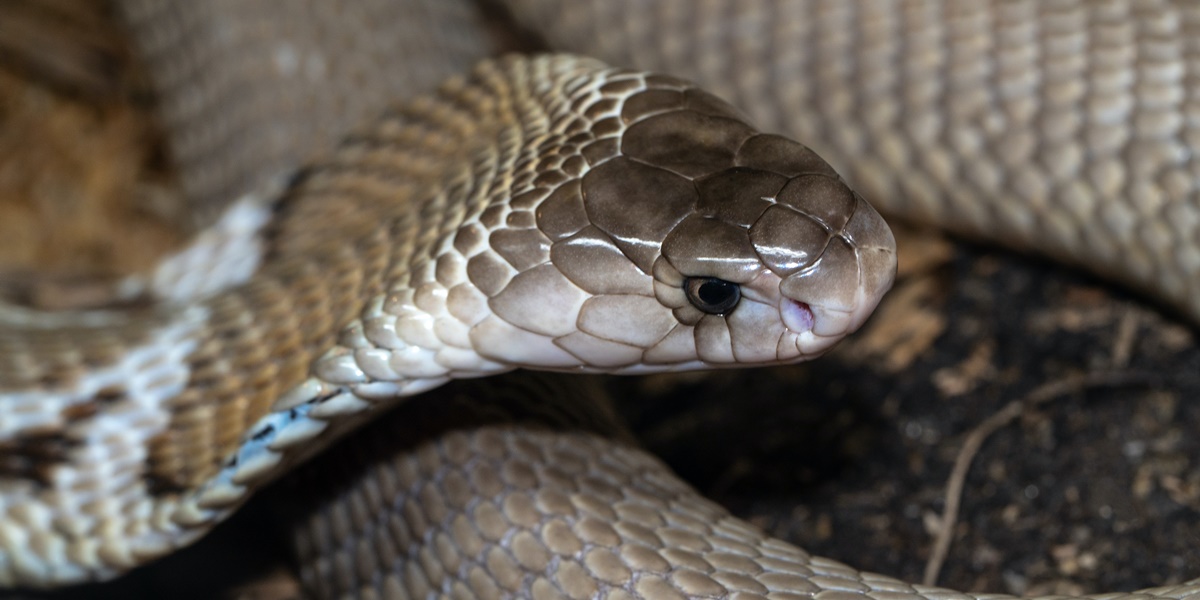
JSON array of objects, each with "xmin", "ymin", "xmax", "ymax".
[{"xmin": 1, "ymin": 0, "xmax": 1198, "ymax": 598}]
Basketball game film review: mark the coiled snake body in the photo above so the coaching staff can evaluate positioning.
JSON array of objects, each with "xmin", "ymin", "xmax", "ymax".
[{"xmin": 1, "ymin": 1, "xmax": 1198, "ymax": 598}]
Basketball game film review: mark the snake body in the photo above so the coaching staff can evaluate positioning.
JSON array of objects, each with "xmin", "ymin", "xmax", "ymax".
[{"xmin": 0, "ymin": 1, "xmax": 1197, "ymax": 598}]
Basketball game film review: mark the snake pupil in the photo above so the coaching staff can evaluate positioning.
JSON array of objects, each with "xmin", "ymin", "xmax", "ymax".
[{"xmin": 685, "ymin": 277, "xmax": 741, "ymax": 315}]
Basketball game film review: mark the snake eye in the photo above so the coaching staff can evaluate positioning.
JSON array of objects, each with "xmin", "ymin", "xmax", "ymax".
[{"xmin": 684, "ymin": 277, "xmax": 741, "ymax": 315}]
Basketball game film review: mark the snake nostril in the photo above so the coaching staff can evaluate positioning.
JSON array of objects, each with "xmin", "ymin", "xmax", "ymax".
[{"xmin": 782, "ymin": 300, "xmax": 814, "ymax": 333}]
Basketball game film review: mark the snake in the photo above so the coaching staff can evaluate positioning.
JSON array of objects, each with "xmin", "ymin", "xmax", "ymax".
[{"xmin": 1, "ymin": 0, "xmax": 1198, "ymax": 598}]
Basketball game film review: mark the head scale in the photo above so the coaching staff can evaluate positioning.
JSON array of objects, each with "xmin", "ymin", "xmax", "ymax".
[{"xmin": 467, "ymin": 67, "xmax": 897, "ymax": 372}]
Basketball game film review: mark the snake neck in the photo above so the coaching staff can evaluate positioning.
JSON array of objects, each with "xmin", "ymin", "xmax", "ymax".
[{"xmin": 0, "ymin": 57, "xmax": 633, "ymax": 570}]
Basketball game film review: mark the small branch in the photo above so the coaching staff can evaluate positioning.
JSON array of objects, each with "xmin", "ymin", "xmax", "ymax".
[{"xmin": 922, "ymin": 371, "xmax": 1152, "ymax": 587}]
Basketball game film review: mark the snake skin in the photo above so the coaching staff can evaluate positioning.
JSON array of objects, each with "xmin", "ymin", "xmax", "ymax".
[
  {"xmin": 0, "ymin": 0, "xmax": 1197, "ymax": 598},
  {"xmin": 0, "ymin": 30, "xmax": 895, "ymax": 593},
  {"xmin": 285, "ymin": 373, "xmax": 1198, "ymax": 600},
  {"xmin": 503, "ymin": 0, "xmax": 1200, "ymax": 324}
]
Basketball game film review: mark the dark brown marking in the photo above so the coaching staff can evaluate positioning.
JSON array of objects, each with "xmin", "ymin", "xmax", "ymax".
[{"xmin": 0, "ymin": 431, "xmax": 73, "ymax": 487}]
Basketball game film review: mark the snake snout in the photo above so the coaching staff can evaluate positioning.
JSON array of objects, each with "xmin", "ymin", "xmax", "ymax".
[
  {"xmin": 746, "ymin": 171, "xmax": 897, "ymax": 354},
  {"xmin": 776, "ymin": 192, "xmax": 896, "ymax": 346}
]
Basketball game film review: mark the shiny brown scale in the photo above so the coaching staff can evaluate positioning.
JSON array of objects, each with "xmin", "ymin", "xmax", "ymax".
[{"xmin": 516, "ymin": 82, "xmax": 898, "ymax": 366}]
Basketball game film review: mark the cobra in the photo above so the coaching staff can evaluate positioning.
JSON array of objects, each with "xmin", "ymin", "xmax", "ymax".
[{"xmin": 0, "ymin": 1, "xmax": 1197, "ymax": 599}]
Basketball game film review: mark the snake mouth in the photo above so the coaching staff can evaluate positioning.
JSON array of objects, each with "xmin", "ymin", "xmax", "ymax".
[
  {"xmin": 781, "ymin": 299, "xmax": 815, "ymax": 333},
  {"xmin": 776, "ymin": 191, "xmax": 897, "ymax": 350}
]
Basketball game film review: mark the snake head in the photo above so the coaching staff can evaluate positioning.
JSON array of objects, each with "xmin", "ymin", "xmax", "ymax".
[
  {"xmin": 460, "ymin": 67, "xmax": 896, "ymax": 372},
  {"xmin": 648, "ymin": 142, "xmax": 898, "ymax": 362}
]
